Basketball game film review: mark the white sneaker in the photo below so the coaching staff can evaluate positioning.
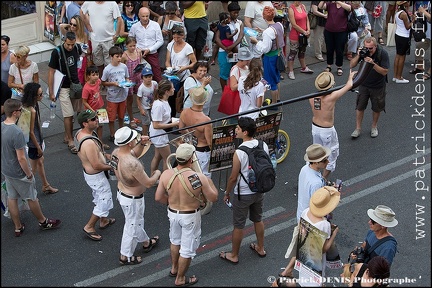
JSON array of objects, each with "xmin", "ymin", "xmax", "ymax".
[
  {"xmin": 288, "ymin": 71, "xmax": 295, "ymax": 80},
  {"xmin": 395, "ymin": 78, "xmax": 409, "ymax": 84},
  {"xmin": 351, "ymin": 129, "xmax": 361, "ymax": 138},
  {"xmin": 392, "ymin": 78, "xmax": 396, "ymax": 82},
  {"xmin": 316, "ymin": 56, "xmax": 325, "ymax": 61},
  {"xmin": 370, "ymin": 127, "xmax": 378, "ymax": 138}
]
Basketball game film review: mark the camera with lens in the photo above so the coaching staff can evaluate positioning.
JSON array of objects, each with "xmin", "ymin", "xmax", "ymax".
[
  {"xmin": 349, "ymin": 246, "xmax": 366, "ymax": 264},
  {"xmin": 359, "ymin": 47, "xmax": 370, "ymax": 60}
]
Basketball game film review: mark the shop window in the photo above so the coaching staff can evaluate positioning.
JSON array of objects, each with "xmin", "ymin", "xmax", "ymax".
[{"xmin": 1, "ymin": 1, "xmax": 36, "ymax": 20}]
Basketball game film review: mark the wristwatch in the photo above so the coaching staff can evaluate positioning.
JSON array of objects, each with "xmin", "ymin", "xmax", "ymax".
[
  {"xmin": 26, "ymin": 174, "xmax": 33, "ymax": 179},
  {"xmin": 224, "ymin": 191, "xmax": 230, "ymax": 196}
]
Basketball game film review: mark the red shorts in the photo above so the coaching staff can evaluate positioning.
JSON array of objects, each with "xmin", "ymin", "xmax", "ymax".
[{"xmin": 106, "ymin": 100, "xmax": 127, "ymax": 122}]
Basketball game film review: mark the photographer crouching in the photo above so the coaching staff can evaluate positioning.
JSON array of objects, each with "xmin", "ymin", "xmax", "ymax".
[{"xmin": 349, "ymin": 36, "xmax": 389, "ymax": 139}]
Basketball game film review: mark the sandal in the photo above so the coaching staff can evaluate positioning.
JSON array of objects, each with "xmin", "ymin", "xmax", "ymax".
[
  {"xmin": 409, "ymin": 68, "xmax": 424, "ymax": 74},
  {"xmin": 324, "ymin": 66, "xmax": 332, "ymax": 72},
  {"xmin": 143, "ymin": 236, "xmax": 159, "ymax": 253},
  {"xmin": 378, "ymin": 37, "xmax": 385, "ymax": 45},
  {"xmin": 119, "ymin": 255, "xmax": 142, "ymax": 265},
  {"xmin": 15, "ymin": 223, "xmax": 25, "ymax": 237},
  {"xmin": 337, "ymin": 67, "xmax": 343, "ymax": 76},
  {"xmin": 42, "ymin": 185, "xmax": 59, "ymax": 195},
  {"xmin": 423, "ymin": 72, "xmax": 431, "ymax": 80},
  {"xmin": 67, "ymin": 144, "xmax": 78, "ymax": 154},
  {"xmin": 130, "ymin": 121, "xmax": 138, "ymax": 129}
]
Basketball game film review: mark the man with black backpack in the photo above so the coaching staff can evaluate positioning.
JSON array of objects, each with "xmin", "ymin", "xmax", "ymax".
[{"xmin": 219, "ymin": 117, "xmax": 275, "ymax": 265}]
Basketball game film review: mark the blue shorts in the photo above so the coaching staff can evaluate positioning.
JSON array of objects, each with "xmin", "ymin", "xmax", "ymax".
[
  {"xmin": 263, "ymin": 55, "xmax": 280, "ymax": 90},
  {"xmin": 218, "ymin": 50, "xmax": 233, "ymax": 80}
]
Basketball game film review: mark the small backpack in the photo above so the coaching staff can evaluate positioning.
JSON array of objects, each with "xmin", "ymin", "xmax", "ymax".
[{"xmin": 238, "ymin": 140, "xmax": 276, "ymax": 194}]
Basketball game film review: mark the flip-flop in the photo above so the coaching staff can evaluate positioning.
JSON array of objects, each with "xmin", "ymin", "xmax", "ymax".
[
  {"xmin": 219, "ymin": 251, "xmax": 239, "ymax": 265},
  {"xmin": 99, "ymin": 218, "xmax": 116, "ymax": 229},
  {"xmin": 83, "ymin": 229, "xmax": 102, "ymax": 241},
  {"xmin": 169, "ymin": 271, "xmax": 178, "ymax": 277},
  {"xmin": 175, "ymin": 275, "xmax": 198, "ymax": 287},
  {"xmin": 249, "ymin": 243, "xmax": 266, "ymax": 258},
  {"xmin": 143, "ymin": 236, "xmax": 159, "ymax": 253}
]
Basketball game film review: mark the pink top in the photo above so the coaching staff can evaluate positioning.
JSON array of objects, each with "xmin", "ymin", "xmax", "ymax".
[
  {"xmin": 289, "ymin": 4, "xmax": 308, "ymax": 41},
  {"xmin": 82, "ymin": 79, "xmax": 104, "ymax": 110},
  {"xmin": 125, "ymin": 50, "xmax": 142, "ymax": 95}
]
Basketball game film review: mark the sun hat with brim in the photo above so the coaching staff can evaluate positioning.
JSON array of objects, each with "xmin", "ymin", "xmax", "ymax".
[
  {"xmin": 190, "ymin": 87, "xmax": 207, "ymax": 105},
  {"xmin": 114, "ymin": 126, "xmax": 139, "ymax": 146},
  {"xmin": 176, "ymin": 143, "xmax": 195, "ymax": 163},
  {"xmin": 315, "ymin": 71, "xmax": 335, "ymax": 91},
  {"xmin": 367, "ymin": 205, "xmax": 398, "ymax": 227},
  {"xmin": 78, "ymin": 110, "xmax": 97, "ymax": 124},
  {"xmin": 396, "ymin": 1, "xmax": 408, "ymax": 6},
  {"xmin": 304, "ymin": 144, "xmax": 331, "ymax": 162},
  {"xmin": 309, "ymin": 186, "xmax": 340, "ymax": 217}
]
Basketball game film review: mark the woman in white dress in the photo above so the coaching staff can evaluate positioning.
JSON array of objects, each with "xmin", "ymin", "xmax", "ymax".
[{"xmin": 149, "ymin": 79, "xmax": 179, "ymax": 174}]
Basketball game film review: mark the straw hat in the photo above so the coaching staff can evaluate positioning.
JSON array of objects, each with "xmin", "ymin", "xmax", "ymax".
[
  {"xmin": 315, "ymin": 71, "xmax": 335, "ymax": 91},
  {"xmin": 189, "ymin": 86, "xmax": 207, "ymax": 106},
  {"xmin": 367, "ymin": 205, "xmax": 398, "ymax": 227},
  {"xmin": 309, "ymin": 186, "xmax": 341, "ymax": 217},
  {"xmin": 304, "ymin": 144, "xmax": 331, "ymax": 162},
  {"xmin": 114, "ymin": 126, "xmax": 138, "ymax": 146}
]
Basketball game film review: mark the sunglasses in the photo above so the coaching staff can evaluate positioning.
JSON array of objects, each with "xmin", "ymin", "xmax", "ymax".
[
  {"xmin": 320, "ymin": 157, "xmax": 329, "ymax": 163},
  {"xmin": 370, "ymin": 218, "xmax": 376, "ymax": 225},
  {"xmin": 15, "ymin": 107, "xmax": 23, "ymax": 112},
  {"xmin": 125, "ymin": 4, "xmax": 134, "ymax": 7},
  {"xmin": 365, "ymin": 46, "xmax": 375, "ymax": 51},
  {"xmin": 166, "ymin": 11, "xmax": 176, "ymax": 15},
  {"xmin": 38, "ymin": 92, "xmax": 43, "ymax": 96},
  {"xmin": 70, "ymin": 23, "xmax": 77, "ymax": 27},
  {"xmin": 88, "ymin": 116, "xmax": 98, "ymax": 122}
]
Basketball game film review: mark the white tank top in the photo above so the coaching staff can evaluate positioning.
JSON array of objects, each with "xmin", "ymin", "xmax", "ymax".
[{"xmin": 395, "ymin": 10, "xmax": 410, "ymax": 38}]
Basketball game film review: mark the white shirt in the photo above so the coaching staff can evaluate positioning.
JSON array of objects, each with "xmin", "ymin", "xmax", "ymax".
[
  {"xmin": 166, "ymin": 41, "xmax": 194, "ymax": 81},
  {"xmin": 129, "ymin": 20, "xmax": 164, "ymax": 53},
  {"xmin": 183, "ymin": 76, "xmax": 213, "ymax": 116},
  {"xmin": 238, "ymin": 76, "xmax": 265, "ymax": 120},
  {"xmin": 137, "ymin": 80, "xmax": 158, "ymax": 110},
  {"xmin": 81, "ymin": 1, "xmax": 121, "ymax": 42}
]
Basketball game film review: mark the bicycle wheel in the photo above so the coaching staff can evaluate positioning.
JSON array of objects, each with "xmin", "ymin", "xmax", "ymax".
[{"xmin": 275, "ymin": 129, "xmax": 290, "ymax": 164}]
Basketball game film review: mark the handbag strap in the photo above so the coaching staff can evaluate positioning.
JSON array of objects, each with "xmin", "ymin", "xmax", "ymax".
[
  {"xmin": 229, "ymin": 65, "xmax": 241, "ymax": 86},
  {"xmin": 60, "ymin": 44, "xmax": 72, "ymax": 81},
  {"xmin": 17, "ymin": 64, "xmax": 24, "ymax": 85}
]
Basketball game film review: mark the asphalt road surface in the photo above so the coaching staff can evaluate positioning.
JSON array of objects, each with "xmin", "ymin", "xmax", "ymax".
[{"xmin": 1, "ymin": 40, "xmax": 430, "ymax": 287}]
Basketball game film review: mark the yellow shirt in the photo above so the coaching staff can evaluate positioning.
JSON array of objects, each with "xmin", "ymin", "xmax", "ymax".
[{"xmin": 183, "ymin": 1, "xmax": 206, "ymax": 19}]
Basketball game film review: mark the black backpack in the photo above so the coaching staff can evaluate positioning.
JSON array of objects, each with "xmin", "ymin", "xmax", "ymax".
[
  {"xmin": 238, "ymin": 140, "xmax": 276, "ymax": 194},
  {"xmin": 347, "ymin": 12, "xmax": 360, "ymax": 33}
]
